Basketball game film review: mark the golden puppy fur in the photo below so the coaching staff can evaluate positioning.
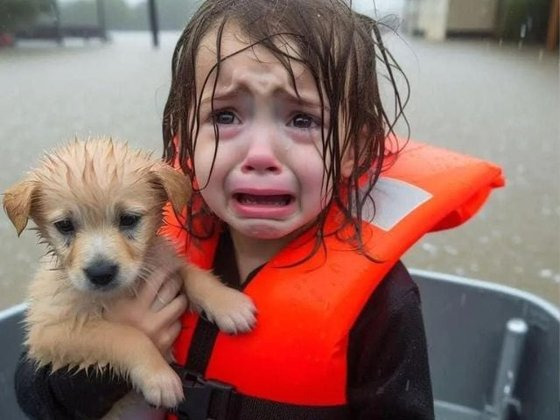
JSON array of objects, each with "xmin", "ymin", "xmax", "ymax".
[{"xmin": 3, "ymin": 138, "xmax": 256, "ymax": 414}]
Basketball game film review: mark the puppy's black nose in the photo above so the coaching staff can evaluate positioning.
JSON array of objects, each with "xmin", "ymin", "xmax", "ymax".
[{"xmin": 84, "ymin": 261, "xmax": 119, "ymax": 287}]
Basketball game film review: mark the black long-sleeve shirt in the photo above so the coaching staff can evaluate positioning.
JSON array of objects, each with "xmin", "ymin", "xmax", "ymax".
[{"xmin": 14, "ymin": 232, "xmax": 434, "ymax": 419}]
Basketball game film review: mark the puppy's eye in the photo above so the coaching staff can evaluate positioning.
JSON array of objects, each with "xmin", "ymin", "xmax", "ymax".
[
  {"xmin": 54, "ymin": 219, "xmax": 75, "ymax": 235},
  {"xmin": 119, "ymin": 214, "xmax": 141, "ymax": 229}
]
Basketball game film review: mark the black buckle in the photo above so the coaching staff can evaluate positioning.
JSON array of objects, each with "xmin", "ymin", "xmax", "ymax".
[{"xmin": 171, "ymin": 364, "xmax": 234, "ymax": 420}]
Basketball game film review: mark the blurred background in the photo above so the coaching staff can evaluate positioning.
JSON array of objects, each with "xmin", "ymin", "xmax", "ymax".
[{"xmin": 0, "ymin": 0, "xmax": 558, "ymax": 310}]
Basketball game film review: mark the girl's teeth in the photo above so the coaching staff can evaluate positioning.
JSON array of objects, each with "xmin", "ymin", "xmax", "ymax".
[{"xmin": 237, "ymin": 194, "xmax": 291, "ymax": 206}]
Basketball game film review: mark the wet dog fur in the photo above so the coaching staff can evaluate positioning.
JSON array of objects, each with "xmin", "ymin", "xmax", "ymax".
[{"xmin": 3, "ymin": 138, "xmax": 256, "ymax": 415}]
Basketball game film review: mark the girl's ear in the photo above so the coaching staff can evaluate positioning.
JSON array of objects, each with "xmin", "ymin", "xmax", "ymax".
[
  {"xmin": 151, "ymin": 164, "xmax": 192, "ymax": 215},
  {"xmin": 341, "ymin": 126, "xmax": 369, "ymax": 178},
  {"xmin": 341, "ymin": 150, "xmax": 354, "ymax": 179},
  {"xmin": 3, "ymin": 180, "xmax": 37, "ymax": 236}
]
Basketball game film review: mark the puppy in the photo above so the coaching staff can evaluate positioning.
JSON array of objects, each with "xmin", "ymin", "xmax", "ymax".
[{"xmin": 3, "ymin": 138, "xmax": 256, "ymax": 414}]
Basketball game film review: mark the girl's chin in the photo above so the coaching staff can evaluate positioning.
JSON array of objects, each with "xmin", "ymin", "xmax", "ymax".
[
  {"xmin": 236, "ymin": 223, "xmax": 292, "ymax": 240},
  {"xmin": 229, "ymin": 217, "xmax": 316, "ymax": 244}
]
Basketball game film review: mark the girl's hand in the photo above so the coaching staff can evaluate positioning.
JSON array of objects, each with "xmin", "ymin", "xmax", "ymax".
[{"xmin": 103, "ymin": 269, "xmax": 188, "ymax": 357}]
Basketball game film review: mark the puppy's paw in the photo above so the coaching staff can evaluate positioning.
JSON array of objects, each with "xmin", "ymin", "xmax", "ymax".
[
  {"xmin": 199, "ymin": 288, "xmax": 257, "ymax": 334},
  {"xmin": 132, "ymin": 365, "xmax": 184, "ymax": 408}
]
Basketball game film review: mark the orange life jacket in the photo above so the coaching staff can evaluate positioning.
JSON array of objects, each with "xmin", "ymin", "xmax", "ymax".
[{"xmin": 161, "ymin": 141, "xmax": 504, "ymax": 417}]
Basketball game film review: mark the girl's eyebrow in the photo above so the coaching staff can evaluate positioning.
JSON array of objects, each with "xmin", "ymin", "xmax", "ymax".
[
  {"xmin": 200, "ymin": 88, "xmax": 244, "ymax": 105},
  {"xmin": 279, "ymin": 90, "xmax": 329, "ymax": 112},
  {"xmin": 201, "ymin": 85, "xmax": 329, "ymax": 111}
]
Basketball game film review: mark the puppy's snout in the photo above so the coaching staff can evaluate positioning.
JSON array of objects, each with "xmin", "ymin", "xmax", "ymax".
[{"xmin": 84, "ymin": 261, "xmax": 119, "ymax": 287}]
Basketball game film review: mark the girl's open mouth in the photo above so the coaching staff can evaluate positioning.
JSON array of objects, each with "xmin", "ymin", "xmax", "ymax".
[
  {"xmin": 231, "ymin": 192, "xmax": 296, "ymax": 219},
  {"xmin": 233, "ymin": 193, "xmax": 294, "ymax": 206}
]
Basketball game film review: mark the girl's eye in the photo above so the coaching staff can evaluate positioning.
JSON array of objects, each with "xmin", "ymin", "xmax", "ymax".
[
  {"xmin": 212, "ymin": 110, "xmax": 238, "ymax": 125},
  {"xmin": 54, "ymin": 219, "xmax": 75, "ymax": 235},
  {"xmin": 291, "ymin": 113, "xmax": 317, "ymax": 129},
  {"xmin": 119, "ymin": 214, "xmax": 141, "ymax": 229}
]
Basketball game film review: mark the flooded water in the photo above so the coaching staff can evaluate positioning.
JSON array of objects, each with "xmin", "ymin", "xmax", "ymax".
[{"xmin": 0, "ymin": 32, "xmax": 558, "ymax": 310}]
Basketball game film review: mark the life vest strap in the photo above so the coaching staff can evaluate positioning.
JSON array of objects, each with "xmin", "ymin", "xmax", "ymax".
[
  {"xmin": 172, "ymin": 364, "xmax": 233, "ymax": 420},
  {"xmin": 171, "ymin": 364, "xmax": 350, "ymax": 420}
]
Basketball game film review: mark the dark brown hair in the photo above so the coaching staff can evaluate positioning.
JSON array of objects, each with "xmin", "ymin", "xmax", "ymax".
[{"xmin": 162, "ymin": 0, "xmax": 408, "ymax": 255}]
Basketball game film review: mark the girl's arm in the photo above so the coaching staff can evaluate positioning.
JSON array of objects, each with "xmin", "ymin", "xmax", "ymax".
[
  {"xmin": 347, "ymin": 261, "xmax": 435, "ymax": 420},
  {"xmin": 14, "ymin": 270, "xmax": 187, "ymax": 419},
  {"xmin": 15, "ymin": 353, "xmax": 130, "ymax": 419}
]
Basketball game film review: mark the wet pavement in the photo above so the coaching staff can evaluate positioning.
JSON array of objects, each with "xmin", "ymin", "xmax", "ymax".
[{"xmin": 0, "ymin": 31, "xmax": 558, "ymax": 310}]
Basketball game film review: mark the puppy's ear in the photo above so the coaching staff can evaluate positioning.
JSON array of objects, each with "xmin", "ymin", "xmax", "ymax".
[
  {"xmin": 151, "ymin": 165, "xmax": 192, "ymax": 215},
  {"xmin": 3, "ymin": 180, "xmax": 37, "ymax": 236}
]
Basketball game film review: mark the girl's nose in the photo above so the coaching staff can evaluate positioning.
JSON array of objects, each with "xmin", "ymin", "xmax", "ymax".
[{"xmin": 241, "ymin": 131, "xmax": 282, "ymax": 174}]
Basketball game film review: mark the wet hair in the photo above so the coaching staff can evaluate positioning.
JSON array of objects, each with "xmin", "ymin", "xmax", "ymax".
[{"xmin": 162, "ymin": 0, "xmax": 409, "ymax": 257}]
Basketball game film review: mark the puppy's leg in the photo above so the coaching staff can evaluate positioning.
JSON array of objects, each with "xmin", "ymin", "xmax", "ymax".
[
  {"xmin": 27, "ymin": 320, "xmax": 183, "ymax": 408},
  {"xmin": 180, "ymin": 264, "xmax": 257, "ymax": 334}
]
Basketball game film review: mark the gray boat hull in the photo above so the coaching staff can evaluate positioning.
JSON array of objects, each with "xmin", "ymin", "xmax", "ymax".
[{"xmin": 414, "ymin": 270, "xmax": 559, "ymax": 420}]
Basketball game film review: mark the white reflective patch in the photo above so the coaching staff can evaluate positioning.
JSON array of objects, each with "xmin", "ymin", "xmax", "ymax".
[{"xmin": 361, "ymin": 177, "xmax": 432, "ymax": 231}]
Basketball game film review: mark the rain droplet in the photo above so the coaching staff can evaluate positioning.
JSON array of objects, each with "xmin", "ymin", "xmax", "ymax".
[
  {"xmin": 444, "ymin": 245, "xmax": 458, "ymax": 256},
  {"xmin": 421, "ymin": 242, "xmax": 438, "ymax": 256},
  {"xmin": 478, "ymin": 236, "xmax": 490, "ymax": 244},
  {"xmin": 491, "ymin": 229, "xmax": 502, "ymax": 239}
]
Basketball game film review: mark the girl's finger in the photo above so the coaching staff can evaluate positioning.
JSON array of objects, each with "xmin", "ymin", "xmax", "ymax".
[
  {"xmin": 158, "ymin": 321, "xmax": 183, "ymax": 352},
  {"xmin": 151, "ymin": 274, "xmax": 182, "ymax": 312},
  {"xmin": 155, "ymin": 294, "xmax": 188, "ymax": 328},
  {"xmin": 139, "ymin": 269, "xmax": 170, "ymax": 306}
]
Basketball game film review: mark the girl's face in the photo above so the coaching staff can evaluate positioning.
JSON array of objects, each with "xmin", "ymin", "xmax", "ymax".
[{"xmin": 193, "ymin": 28, "xmax": 350, "ymax": 242}]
